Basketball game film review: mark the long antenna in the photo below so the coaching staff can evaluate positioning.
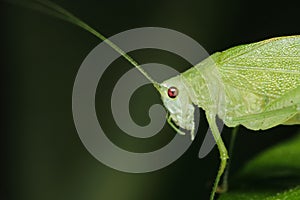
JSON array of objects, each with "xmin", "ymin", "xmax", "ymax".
[{"xmin": 8, "ymin": 0, "xmax": 159, "ymax": 87}]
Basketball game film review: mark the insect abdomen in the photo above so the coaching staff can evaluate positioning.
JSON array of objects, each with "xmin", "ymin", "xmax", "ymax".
[
  {"xmin": 215, "ymin": 36, "xmax": 300, "ymax": 129},
  {"xmin": 181, "ymin": 36, "xmax": 300, "ymax": 130}
]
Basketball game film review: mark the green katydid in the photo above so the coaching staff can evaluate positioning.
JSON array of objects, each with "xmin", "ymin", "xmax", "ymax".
[{"xmin": 9, "ymin": 0, "xmax": 300, "ymax": 199}]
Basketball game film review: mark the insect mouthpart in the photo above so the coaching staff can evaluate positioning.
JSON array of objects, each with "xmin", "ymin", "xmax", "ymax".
[{"xmin": 167, "ymin": 86, "xmax": 178, "ymax": 98}]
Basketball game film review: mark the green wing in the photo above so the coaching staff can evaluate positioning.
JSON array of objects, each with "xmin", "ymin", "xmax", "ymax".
[{"xmin": 216, "ymin": 36, "xmax": 300, "ymax": 99}]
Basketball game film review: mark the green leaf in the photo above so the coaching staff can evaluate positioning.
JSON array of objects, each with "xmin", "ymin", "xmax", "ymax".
[{"xmin": 219, "ymin": 131, "xmax": 300, "ymax": 200}]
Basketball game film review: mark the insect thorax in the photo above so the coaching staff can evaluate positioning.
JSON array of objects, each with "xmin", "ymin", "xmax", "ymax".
[
  {"xmin": 180, "ymin": 54, "xmax": 226, "ymax": 116},
  {"xmin": 180, "ymin": 53, "xmax": 271, "ymax": 128}
]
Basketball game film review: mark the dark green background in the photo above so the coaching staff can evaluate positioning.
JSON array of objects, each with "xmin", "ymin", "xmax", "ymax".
[{"xmin": 2, "ymin": 0, "xmax": 300, "ymax": 200}]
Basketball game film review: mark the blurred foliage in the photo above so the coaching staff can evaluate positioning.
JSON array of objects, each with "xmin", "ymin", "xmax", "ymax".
[{"xmin": 219, "ymin": 132, "xmax": 300, "ymax": 200}]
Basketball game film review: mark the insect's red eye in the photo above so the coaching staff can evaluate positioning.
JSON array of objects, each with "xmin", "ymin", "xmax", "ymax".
[{"xmin": 167, "ymin": 87, "xmax": 178, "ymax": 98}]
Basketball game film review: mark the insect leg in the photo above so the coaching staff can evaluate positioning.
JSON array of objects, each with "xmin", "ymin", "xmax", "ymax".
[
  {"xmin": 218, "ymin": 126, "xmax": 239, "ymax": 193},
  {"xmin": 206, "ymin": 112, "xmax": 229, "ymax": 200},
  {"xmin": 166, "ymin": 113, "xmax": 186, "ymax": 135},
  {"xmin": 231, "ymin": 86, "xmax": 299, "ymax": 128},
  {"xmin": 232, "ymin": 105, "xmax": 298, "ymax": 122},
  {"xmin": 231, "ymin": 104, "xmax": 299, "ymax": 130},
  {"xmin": 190, "ymin": 126, "xmax": 195, "ymax": 141}
]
